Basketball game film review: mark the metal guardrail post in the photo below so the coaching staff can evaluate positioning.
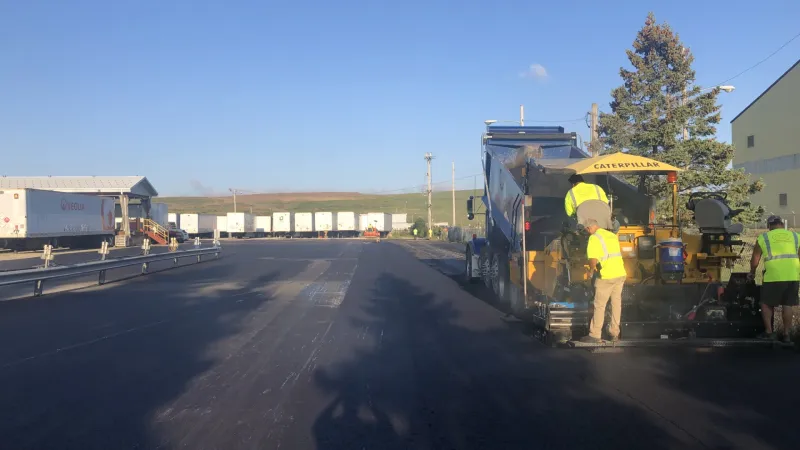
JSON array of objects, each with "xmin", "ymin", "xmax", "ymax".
[
  {"xmin": 98, "ymin": 241, "xmax": 110, "ymax": 285},
  {"xmin": 141, "ymin": 239, "xmax": 151, "ymax": 273},
  {"xmin": 142, "ymin": 238, "xmax": 151, "ymax": 256},
  {"xmin": 34, "ymin": 245, "xmax": 55, "ymax": 296}
]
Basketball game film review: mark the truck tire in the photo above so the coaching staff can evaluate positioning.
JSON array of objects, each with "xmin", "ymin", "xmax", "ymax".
[
  {"xmin": 492, "ymin": 251, "xmax": 510, "ymax": 305},
  {"xmin": 481, "ymin": 247, "xmax": 492, "ymax": 289}
]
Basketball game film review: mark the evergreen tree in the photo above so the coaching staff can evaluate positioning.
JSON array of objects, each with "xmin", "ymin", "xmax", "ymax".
[{"xmin": 595, "ymin": 12, "xmax": 763, "ymax": 224}]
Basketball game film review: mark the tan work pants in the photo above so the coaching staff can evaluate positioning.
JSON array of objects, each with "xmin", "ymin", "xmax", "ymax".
[{"xmin": 589, "ymin": 276, "xmax": 625, "ymax": 339}]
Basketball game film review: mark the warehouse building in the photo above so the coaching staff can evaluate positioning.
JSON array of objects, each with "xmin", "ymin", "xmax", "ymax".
[{"xmin": 731, "ymin": 59, "xmax": 800, "ymax": 219}]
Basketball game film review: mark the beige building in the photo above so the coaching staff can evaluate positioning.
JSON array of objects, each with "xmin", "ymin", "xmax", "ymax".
[{"xmin": 732, "ymin": 60, "xmax": 800, "ymax": 220}]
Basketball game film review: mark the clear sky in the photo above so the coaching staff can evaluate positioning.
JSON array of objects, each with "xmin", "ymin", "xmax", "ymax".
[{"xmin": 1, "ymin": 0, "xmax": 798, "ymax": 196}]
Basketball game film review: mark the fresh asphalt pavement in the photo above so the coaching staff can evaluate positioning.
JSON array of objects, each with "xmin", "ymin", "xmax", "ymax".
[{"xmin": 0, "ymin": 239, "xmax": 798, "ymax": 449}]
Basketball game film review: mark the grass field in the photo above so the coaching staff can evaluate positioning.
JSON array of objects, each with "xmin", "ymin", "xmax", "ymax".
[{"xmin": 157, "ymin": 190, "xmax": 485, "ymax": 226}]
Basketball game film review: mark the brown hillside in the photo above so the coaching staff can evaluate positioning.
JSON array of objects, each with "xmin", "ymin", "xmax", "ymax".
[{"xmin": 237, "ymin": 192, "xmax": 368, "ymax": 202}]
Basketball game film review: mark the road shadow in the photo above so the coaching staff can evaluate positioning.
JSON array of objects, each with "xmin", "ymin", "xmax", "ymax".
[
  {"xmin": 311, "ymin": 272, "xmax": 693, "ymax": 449},
  {"xmin": 0, "ymin": 259, "xmax": 284, "ymax": 450},
  {"xmin": 640, "ymin": 347, "xmax": 800, "ymax": 448}
]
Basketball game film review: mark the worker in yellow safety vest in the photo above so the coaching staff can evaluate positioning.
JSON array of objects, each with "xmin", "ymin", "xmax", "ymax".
[
  {"xmin": 749, "ymin": 215, "xmax": 799, "ymax": 343},
  {"xmin": 564, "ymin": 174, "xmax": 609, "ymax": 218},
  {"xmin": 581, "ymin": 217, "xmax": 627, "ymax": 344}
]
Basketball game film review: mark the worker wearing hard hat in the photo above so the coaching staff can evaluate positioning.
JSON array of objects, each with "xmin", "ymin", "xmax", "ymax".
[
  {"xmin": 564, "ymin": 174, "xmax": 609, "ymax": 218},
  {"xmin": 749, "ymin": 215, "xmax": 798, "ymax": 343},
  {"xmin": 581, "ymin": 217, "xmax": 627, "ymax": 344}
]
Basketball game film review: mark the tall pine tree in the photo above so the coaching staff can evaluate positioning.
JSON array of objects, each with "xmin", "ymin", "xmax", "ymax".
[{"xmin": 595, "ymin": 12, "xmax": 763, "ymax": 224}]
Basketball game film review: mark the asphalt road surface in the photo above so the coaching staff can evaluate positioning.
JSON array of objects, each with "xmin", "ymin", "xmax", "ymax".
[{"xmin": 0, "ymin": 239, "xmax": 798, "ymax": 449}]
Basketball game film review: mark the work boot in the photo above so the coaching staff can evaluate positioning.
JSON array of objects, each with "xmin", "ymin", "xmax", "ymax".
[
  {"xmin": 580, "ymin": 336, "xmax": 602, "ymax": 344},
  {"xmin": 756, "ymin": 331, "xmax": 777, "ymax": 340},
  {"xmin": 609, "ymin": 335, "xmax": 620, "ymax": 343}
]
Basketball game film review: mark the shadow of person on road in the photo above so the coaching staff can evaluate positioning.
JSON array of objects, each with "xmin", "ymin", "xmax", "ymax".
[{"xmin": 312, "ymin": 271, "xmax": 692, "ymax": 450}]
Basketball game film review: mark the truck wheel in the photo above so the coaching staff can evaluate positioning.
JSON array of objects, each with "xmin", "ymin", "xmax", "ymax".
[
  {"xmin": 481, "ymin": 248, "xmax": 492, "ymax": 289},
  {"xmin": 492, "ymin": 252, "xmax": 509, "ymax": 304}
]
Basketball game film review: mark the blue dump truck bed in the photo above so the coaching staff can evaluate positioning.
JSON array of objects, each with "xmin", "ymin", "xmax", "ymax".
[
  {"xmin": 482, "ymin": 126, "xmax": 582, "ymax": 245},
  {"xmin": 482, "ymin": 126, "xmax": 651, "ymax": 250}
]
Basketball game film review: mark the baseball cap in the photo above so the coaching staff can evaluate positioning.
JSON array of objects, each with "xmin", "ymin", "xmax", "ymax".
[
  {"xmin": 568, "ymin": 174, "xmax": 584, "ymax": 184},
  {"xmin": 767, "ymin": 215, "xmax": 783, "ymax": 226}
]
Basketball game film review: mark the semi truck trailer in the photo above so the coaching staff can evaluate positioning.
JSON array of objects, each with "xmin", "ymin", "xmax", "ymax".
[
  {"xmin": 314, "ymin": 212, "xmax": 335, "ymax": 236},
  {"xmin": 0, "ymin": 189, "xmax": 116, "ymax": 250},
  {"xmin": 227, "ymin": 212, "xmax": 256, "ymax": 238},
  {"xmin": 179, "ymin": 213, "xmax": 216, "ymax": 238},
  {"xmin": 336, "ymin": 211, "xmax": 358, "ymax": 237},
  {"xmin": 216, "ymin": 215, "xmax": 228, "ymax": 237},
  {"xmin": 273, "ymin": 212, "xmax": 294, "ymax": 237},
  {"xmin": 365, "ymin": 213, "xmax": 392, "ymax": 237},
  {"xmin": 255, "ymin": 216, "xmax": 272, "ymax": 237},
  {"xmin": 294, "ymin": 212, "xmax": 315, "ymax": 237}
]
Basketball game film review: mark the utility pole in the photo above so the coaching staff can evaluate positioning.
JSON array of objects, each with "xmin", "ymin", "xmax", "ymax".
[
  {"xmin": 451, "ymin": 161, "xmax": 456, "ymax": 227},
  {"xmin": 425, "ymin": 152, "xmax": 434, "ymax": 238},
  {"xmin": 229, "ymin": 188, "xmax": 238, "ymax": 213},
  {"xmin": 520, "ymin": 104, "xmax": 525, "ymax": 126},
  {"xmin": 589, "ymin": 103, "xmax": 598, "ymax": 156}
]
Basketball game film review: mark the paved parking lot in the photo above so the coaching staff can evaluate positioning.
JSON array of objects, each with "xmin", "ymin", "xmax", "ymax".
[{"xmin": 0, "ymin": 239, "xmax": 798, "ymax": 449}]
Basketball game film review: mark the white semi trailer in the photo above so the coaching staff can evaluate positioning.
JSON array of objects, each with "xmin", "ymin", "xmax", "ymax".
[
  {"xmin": 0, "ymin": 189, "xmax": 116, "ymax": 250},
  {"xmin": 179, "ymin": 213, "xmax": 216, "ymax": 238},
  {"xmin": 314, "ymin": 212, "xmax": 335, "ymax": 236},
  {"xmin": 227, "ymin": 212, "xmax": 256, "ymax": 238},
  {"xmin": 336, "ymin": 211, "xmax": 359, "ymax": 237},
  {"xmin": 216, "ymin": 215, "xmax": 228, "ymax": 238},
  {"xmin": 294, "ymin": 212, "xmax": 315, "ymax": 237},
  {"xmin": 272, "ymin": 212, "xmax": 294, "ymax": 237},
  {"xmin": 366, "ymin": 212, "xmax": 393, "ymax": 237},
  {"xmin": 256, "ymin": 216, "xmax": 272, "ymax": 237}
]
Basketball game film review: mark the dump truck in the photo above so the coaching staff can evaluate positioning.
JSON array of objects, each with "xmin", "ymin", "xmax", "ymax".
[{"xmin": 464, "ymin": 125, "xmax": 769, "ymax": 348}]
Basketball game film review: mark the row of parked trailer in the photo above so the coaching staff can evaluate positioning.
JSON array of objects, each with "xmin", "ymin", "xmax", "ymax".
[{"xmin": 170, "ymin": 212, "xmax": 394, "ymax": 238}]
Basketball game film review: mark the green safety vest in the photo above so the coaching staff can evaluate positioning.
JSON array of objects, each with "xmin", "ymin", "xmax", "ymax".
[{"xmin": 757, "ymin": 229, "xmax": 800, "ymax": 283}]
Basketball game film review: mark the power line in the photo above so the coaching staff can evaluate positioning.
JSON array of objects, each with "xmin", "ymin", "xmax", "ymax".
[{"xmin": 716, "ymin": 30, "xmax": 800, "ymax": 85}]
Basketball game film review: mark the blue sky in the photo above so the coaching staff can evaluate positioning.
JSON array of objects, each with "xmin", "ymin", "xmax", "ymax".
[{"xmin": 1, "ymin": 0, "xmax": 798, "ymax": 196}]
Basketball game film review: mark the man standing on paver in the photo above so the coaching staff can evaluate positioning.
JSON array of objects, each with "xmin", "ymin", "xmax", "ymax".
[
  {"xmin": 750, "ymin": 215, "xmax": 799, "ymax": 343},
  {"xmin": 581, "ymin": 218, "xmax": 627, "ymax": 343},
  {"xmin": 564, "ymin": 174, "xmax": 609, "ymax": 218}
]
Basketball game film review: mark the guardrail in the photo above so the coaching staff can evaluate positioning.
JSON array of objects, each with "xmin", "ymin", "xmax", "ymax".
[{"xmin": 0, "ymin": 241, "xmax": 222, "ymax": 297}]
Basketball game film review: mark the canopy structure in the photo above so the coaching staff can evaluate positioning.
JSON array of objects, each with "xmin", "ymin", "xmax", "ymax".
[
  {"xmin": 564, "ymin": 153, "xmax": 682, "ymax": 175},
  {"xmin": 533, "ymin": 153, "xmax": 681, "ymax": 175},
  {"xmin": 0, "ymin": 176, "xmax": 158, "ymax": 198}
]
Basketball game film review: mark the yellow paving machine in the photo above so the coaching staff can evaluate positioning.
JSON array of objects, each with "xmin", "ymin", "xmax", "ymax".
[{"xmin": 465, "ymin": 125, "xmax": 766, "ymax": 347}]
